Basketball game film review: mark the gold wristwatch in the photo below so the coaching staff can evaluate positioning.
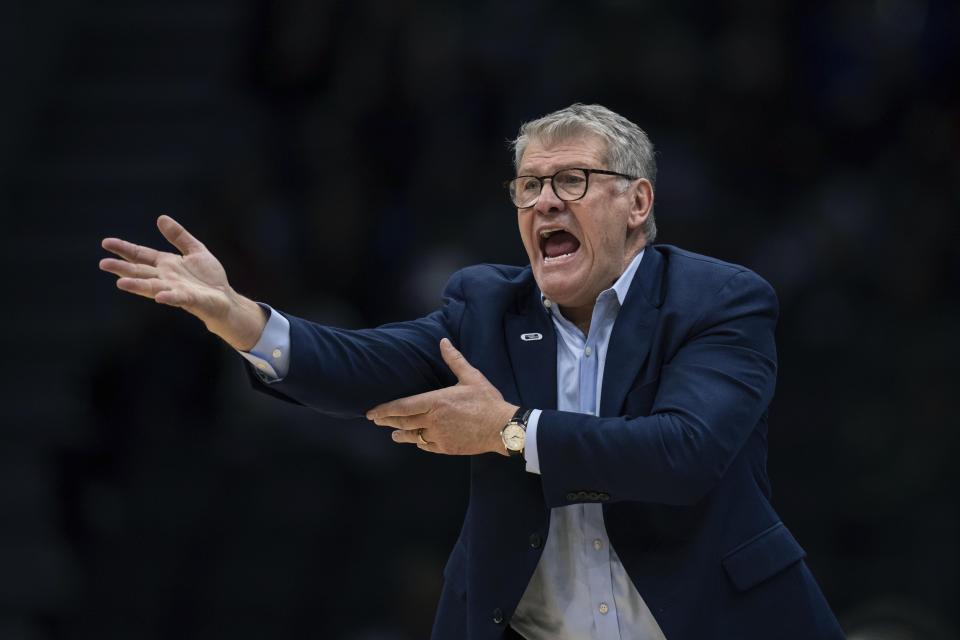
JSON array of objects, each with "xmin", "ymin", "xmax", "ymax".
[{"xmin": 500, "ymin": 408, "xmax": 532, "ymax": 457}]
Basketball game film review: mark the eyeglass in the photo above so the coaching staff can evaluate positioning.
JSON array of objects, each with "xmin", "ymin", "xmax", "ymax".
[{"xmin": 504, "ymin": 167, "xmax": 637, "ymax": 209}]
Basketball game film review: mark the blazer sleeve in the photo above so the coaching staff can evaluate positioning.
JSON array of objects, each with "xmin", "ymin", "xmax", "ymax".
[
  {"xmin": 248, "ymin": 270, "xmax": 467, "ymax": 418},
  {"xmin": 536, "ymin": 269, "xmax": 779, "ymax": 507}
]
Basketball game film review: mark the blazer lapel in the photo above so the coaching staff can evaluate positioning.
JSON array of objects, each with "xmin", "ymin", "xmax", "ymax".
[
  {"xmin": 504, "ymin": 286, "xmax": 558, "ymax": 411},
  {"xmin": 599, "ymin": 247, "xmax": 665, "ymax": 418}
]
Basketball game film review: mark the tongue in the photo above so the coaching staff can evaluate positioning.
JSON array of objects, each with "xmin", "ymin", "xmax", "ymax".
[{"xmin": 544, "ymin": 231, "xmax": 580, "ymax": 258}]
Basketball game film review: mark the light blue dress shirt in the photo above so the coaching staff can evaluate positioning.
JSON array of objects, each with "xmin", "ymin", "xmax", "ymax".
[
  {"xmin": 240, "ymin": 250, "xmax": 665, "ymax": 639},
  {"xmin": 510, "ymin": 249, "xmax": 665, "ymax": 640},
  {"xmin": 239, "ymin": 307, "xmax": 290, "ymax": 380}
]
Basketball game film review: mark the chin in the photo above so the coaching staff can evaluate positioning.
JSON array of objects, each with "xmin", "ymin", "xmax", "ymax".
[{"xmin": 535, "ymin": 274, "xmax": 582, "ymax": 306}]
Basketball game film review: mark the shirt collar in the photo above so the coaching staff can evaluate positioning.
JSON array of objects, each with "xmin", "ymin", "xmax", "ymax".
[
  {"xmin": 541, "ymin": 248, "xmax": 645, "ymax": 311},
  {"xmin": 610, "ymin": 248, "xmax": 645, "ymax": 307}
]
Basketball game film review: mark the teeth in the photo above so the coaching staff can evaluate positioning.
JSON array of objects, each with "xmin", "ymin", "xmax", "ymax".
[
  {"xmin": 539, "ymin": 229, "xmax": 560, "ymax": 238},
  {"xmin": 544, "ymin": 251, "xmax": 576, "ymax": 263}
]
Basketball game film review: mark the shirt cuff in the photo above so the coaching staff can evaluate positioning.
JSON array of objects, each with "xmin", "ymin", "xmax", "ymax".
[
  {"xmin": 237, "ymin": 304, "xmax": 291, "ymax": 382},
  {"xmin": 524, "ymin": 409, "xmax": 542, "ymax": 475}
]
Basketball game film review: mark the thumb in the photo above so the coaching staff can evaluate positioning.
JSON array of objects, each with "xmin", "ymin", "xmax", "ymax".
[
  {"xmin": 440, "ymin": 338, "xmax": 484, "ymax": 384},
  {"xmin": 157, "ymin": 214, "xmax": 205, "ymax": 255}
]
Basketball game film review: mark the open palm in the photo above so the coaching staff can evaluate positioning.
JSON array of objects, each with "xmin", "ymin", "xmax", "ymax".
[{"xmin": 100, "ymin": 215, "xmax": 264, "ymax": 349}]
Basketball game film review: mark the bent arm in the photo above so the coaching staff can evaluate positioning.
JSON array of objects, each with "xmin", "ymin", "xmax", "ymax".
[
  {"xmin": 537, "ymin": 270, "xmax": 779, "ymax": 507},
  {"xmin": 248, "ymin": 271, "xmax": 467, "ymax": 419}
]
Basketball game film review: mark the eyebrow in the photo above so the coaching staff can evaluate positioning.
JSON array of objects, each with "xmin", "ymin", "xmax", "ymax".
[{"xmin": 516, "ymin": 164, "xmax": 584, "ymax": 176}]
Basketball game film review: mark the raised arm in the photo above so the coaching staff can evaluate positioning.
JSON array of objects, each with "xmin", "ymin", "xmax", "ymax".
[{"xmin": 100, "ymin": 215, "xmax": 266, "ymax": 350}]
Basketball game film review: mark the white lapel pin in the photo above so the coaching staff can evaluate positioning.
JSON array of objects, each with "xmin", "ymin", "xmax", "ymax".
[{"xmin": 520, "ymin": 333, "xmax": 543, "ymax": 342}]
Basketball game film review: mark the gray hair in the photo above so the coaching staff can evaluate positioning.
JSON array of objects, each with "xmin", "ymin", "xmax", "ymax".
[{"xmin": 511, "ymin": 103, "xmax": 657, "ymax": 242}]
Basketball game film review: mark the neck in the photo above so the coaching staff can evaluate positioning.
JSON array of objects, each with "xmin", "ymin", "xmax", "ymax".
[
  {"xmin": 559, "ymin": 302, "xmax": 594, "ymax": 335},
  {"xmin": 554, "ymin": 245, "xmax": 645, "ymax": 336}
]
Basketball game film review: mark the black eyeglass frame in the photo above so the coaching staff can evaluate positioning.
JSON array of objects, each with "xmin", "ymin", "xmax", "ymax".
[{"xmin": 504, "ymin": 168, "xmax": 638, "ymax": 209}]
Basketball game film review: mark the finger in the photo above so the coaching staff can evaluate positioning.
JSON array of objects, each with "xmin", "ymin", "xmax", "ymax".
[
  {"xmin": 390, "ymin": 428, "xmax": 441, "ymax": 453},
  {"xmin": 101, "ymin": 237, "xmax": 161, "ymax": 266},
  {"xmin": 390, "ymin": 428, "xmax": 423, "ymax": 444},
  {"xmin": 154, "ymin": 287, "xmax": 196, "ymax": 308},
  {"xmin": 366, "ymin": 388, "xmax": 445, "ymax": 421},
  {"xmin": 119, "ymin": 279, "xmax": 197, "ymax": 310},
  {"xmin": 440, "ymin": 338, "xmax": 484, "ymax": 384},
  {"xmin": 157, "ymin": 215, "xmax": 205, "ymax": 255},
  {"xmin": 99, "ymin": 258, "xmax": 159, "ymax": 280},
  {"xmin": 370, "ymin": 413, "xmax": 428, "ymax": 431},
  {"xmin": 116, "ymin": 276, "xmax": 173, "ymax": 300}
]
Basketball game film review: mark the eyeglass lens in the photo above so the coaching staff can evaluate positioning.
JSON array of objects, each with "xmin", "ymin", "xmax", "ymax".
[{"xmin": 509, "ymin": 169, "xmax": 588, "ymax": 207}]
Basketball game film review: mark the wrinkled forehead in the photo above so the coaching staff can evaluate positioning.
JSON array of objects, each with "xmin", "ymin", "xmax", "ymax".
[{"xmin": 517, "ymin": 133, "xmax": 609, "ymax": 174}]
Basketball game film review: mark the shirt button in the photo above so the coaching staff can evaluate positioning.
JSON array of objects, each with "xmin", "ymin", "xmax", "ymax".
[
  {"xmin": 593, "ymin": 538, "xmax": 603, "ymax": 551},
  {"xmin": 272, "ymin": 348, "xmax": 282, "ymax": 359},
  {"xmin": 599, "ymin": 602, "xmax": 609, "ymax": 615},
  {"xmin": 543, "ymin": 298, "xmax": 552, "ymax": 309},
  {"xmin": 584, "ymin": 346, "xmax": 593, "ymax": 357}
]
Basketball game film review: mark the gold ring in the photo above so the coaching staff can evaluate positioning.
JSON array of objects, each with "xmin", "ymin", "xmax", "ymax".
[{"xmin": 417, "ymin": 428, "xmax": 432, "ymax": 446}]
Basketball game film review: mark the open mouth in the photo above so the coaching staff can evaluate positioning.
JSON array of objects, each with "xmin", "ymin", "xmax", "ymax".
[{"xmin": 539, "ymin": 228, "xmax": 582, "ymax": 263}]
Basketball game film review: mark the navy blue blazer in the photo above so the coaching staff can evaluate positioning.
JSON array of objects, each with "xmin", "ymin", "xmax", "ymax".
[{"xmin": 253, "ymin": 245, "xmax": 844, "ymax": 640}]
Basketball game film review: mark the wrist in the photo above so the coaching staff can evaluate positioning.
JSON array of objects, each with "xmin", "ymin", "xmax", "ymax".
[
  {"xmin": 496, "ymin": 404, "xmax": 523, "ymax": 457},
  {"xmin": 222, "ymin": 291, "xmax": 267, "ymax": 351}
]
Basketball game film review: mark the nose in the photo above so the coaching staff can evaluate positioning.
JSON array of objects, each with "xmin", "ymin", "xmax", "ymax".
[{"xmin": 533, "ymin": 178, "xmax": 566, "ymax": 215}]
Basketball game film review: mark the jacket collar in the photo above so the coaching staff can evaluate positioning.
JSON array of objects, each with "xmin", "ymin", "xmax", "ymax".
[
  {"xmin": 504, "ymin": 246, "xmax": 665, "ymax": 416},
  {"xmin": 600, "ymin": 245, "xmax": 664, "ymax": 416}
]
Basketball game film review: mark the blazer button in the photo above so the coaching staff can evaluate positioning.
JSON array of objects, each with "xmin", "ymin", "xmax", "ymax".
[
  {"xmin": 599, "ymin": 492, "xmax": 610, "ymax": 501},
  {"xmin": 566, "ymin": 492, "xmax": 577, "ymax": 501},
  {"xmin": 588, "ymin": 492, "xmax": 600, "ymax": 501},
  {"xmin": 492, "ymin": 608, "xmax": 504, "ymax": 624},
  {"xmin": 529, "ymin": 533, "xmax": 542, "ymax": 549}
]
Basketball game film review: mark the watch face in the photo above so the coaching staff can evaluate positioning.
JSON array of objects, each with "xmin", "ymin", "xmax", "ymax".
[{"xmin": 502, "ymin": 423, "xmax": 525, "ymax": 451}]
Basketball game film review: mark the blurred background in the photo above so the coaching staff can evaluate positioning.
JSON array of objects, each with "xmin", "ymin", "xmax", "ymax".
[{"xmin": 2, "ymin": 0, "xmax": 958, "ymax": 638}]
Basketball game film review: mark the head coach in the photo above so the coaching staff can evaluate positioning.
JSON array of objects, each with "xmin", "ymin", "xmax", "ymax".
[{"xmin": 100, "ymin": 104, "xmax": 845, "ymax": 639}]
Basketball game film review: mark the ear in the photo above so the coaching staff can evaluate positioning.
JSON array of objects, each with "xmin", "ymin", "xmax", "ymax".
[{"xmin": 626, "ymin": 178, "xmax": 654, "ymax": 232}]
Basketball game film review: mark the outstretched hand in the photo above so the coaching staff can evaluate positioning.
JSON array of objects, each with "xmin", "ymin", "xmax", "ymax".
[
  {"xmin": 100, "ymin": 215, "xmax": 266, "ymax": 351},
  {"xmin": 366, "ymin": 339, "xmax": 519, "ymax": 456}
]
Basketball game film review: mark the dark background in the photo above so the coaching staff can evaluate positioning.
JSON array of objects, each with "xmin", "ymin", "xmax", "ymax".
[{"xmin": 2, "ymin": 0, "xmax": 958, "ymax": 638}]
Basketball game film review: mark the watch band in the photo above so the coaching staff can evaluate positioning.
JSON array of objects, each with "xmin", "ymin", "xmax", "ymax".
[{"xmin": 511, "ymin": 407, "xmax": 533, "ymax": 427}]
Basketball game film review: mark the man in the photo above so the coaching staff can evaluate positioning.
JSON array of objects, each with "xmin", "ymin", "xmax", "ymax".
[{"xmin": 100, "ymin": 104, "xmax": 845, "ymax": 639}]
